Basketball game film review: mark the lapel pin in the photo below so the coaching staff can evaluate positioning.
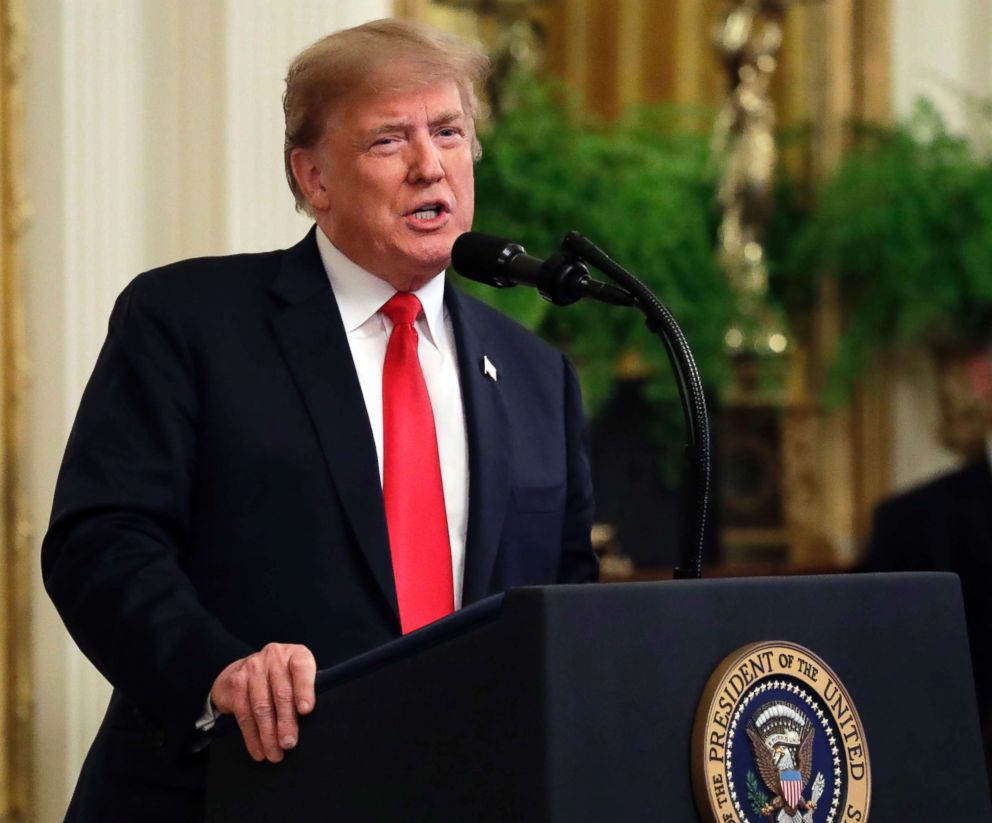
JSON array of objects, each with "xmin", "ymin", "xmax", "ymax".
[{"xmin": 482, "ymin": 355, "xmax": 498, "ymax": 383}]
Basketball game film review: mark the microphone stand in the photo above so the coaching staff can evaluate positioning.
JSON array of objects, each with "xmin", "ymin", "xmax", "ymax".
[{"xmin": 559, "ymin": 231, "xmax": 711, "ymax": 580}]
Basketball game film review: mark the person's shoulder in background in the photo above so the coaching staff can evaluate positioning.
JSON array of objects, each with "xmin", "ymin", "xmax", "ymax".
[{"xmin": 859, "ymin": 456, "xmax": 991, "ymax": 572}]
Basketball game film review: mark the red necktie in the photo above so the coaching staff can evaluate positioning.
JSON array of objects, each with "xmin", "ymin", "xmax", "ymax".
[{"xmin": 380, "ymin": 292, "xmax": 454, "ymax": 633}]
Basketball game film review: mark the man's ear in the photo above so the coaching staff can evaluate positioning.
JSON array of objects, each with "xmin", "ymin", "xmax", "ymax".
[
  {"xmin": 966, "ymin": 351, "xmax": 992, "ymax": 420},
  {"xmin": 290, "ymin": 148, "xmax": 331, "ymax": 213}
]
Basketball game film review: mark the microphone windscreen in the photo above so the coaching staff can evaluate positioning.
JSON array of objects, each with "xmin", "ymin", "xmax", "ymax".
[{"xmin": 451, "ymin": 232, "xmax": 515, "ymax": 285}]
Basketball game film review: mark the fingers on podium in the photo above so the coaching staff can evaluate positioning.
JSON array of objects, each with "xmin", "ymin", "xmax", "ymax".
[{"xmin": 212, "ymin": 643, "xmax": 317, "ymax": 763}]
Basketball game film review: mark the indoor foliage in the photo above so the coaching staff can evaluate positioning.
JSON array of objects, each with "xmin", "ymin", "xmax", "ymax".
[
  {"xmin": 785, "ymin": 100, "xmax": 992, "ymax": 401},
  {"xmin": 465, "ymin": 79, "xmax": 992, "ymax": 418},
  {"xmin": 463, "ymin": 77, "xmax": 735, "ymax": 438}
]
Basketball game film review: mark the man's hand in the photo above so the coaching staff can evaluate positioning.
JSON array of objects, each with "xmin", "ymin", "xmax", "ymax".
[{"xmin": 210, "ymin": 643, "xmax": 316, "ymax": 763}]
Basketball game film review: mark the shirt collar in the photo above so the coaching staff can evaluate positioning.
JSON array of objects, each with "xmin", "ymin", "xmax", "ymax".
[{"xmin": 315, "ymin": 226, "xmax": 447, "ymax": 345}]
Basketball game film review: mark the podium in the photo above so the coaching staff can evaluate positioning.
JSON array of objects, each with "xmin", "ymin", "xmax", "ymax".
[{"xmin": 206, "ymin": 573, "xmax": 991, "ymax": 821}]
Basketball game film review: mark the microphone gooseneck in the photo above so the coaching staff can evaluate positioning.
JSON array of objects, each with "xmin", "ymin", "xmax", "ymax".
[{"xmin": 561, "ymin": 231, "xmax": 711, "ymax": 580}]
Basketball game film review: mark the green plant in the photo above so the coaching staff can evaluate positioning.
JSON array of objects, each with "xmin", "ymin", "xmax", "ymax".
[
  {"xmin": 783, "ymin": 100, "xmax": 992, "ymax": 402},
  {"xmin": 463, "ymin": 74, "xmax": 735, "ymax": 430}
]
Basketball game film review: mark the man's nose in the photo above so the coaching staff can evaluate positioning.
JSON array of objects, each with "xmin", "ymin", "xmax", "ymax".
[{"xmin": 407, "ymin": 136, "xmax": 444, "ymax": 184}]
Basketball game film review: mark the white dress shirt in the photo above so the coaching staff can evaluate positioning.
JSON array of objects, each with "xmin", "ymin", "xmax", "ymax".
[{"xmin": 315, "ymin": 228, "xmax": 470, "ymax": 609}]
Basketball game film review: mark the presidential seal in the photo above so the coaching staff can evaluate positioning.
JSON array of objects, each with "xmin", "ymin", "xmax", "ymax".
[{"xmin": 691, "ymin": 641, "xmax": 870, "ymax": 823}]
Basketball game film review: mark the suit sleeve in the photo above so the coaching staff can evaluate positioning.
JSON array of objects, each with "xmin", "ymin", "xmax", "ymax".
[
  {"xmin": 556, "ymin": 355, "xmax": 599, "ymax": 584},
  {"xmin": 859, "ymin": 491, "xmax": 940, "ymax": 574},
  {"xmin": 41, "ymin": 275, "xmax": 252, "ymax": 755}
]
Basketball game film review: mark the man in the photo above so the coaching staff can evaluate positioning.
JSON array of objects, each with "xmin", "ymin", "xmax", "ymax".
[
  {"xmin": 860, "ymin": 341, "xmax": 992, "ymax": 781},
  {"xmin": 42, "ymin": 19, "xmax": 597, "ymax": 822}
]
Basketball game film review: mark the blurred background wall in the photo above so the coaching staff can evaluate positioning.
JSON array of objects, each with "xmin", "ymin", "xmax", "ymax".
[{"xmin": 2, "ymin": 1, "xmax": 991, "ymax": 819}]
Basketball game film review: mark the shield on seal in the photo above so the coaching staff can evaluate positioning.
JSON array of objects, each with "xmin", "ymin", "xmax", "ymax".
[{"xmin": 780, "ymin": 769, "xmax": 803, "ymax": 809}]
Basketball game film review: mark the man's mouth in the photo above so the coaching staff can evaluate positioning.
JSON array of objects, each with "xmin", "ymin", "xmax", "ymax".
[{"xmin": 408, "ymin": 202, "xmax": 447, "ymax": 221}]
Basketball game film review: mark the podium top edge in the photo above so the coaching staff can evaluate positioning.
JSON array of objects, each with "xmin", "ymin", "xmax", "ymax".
[
  {"xmin": 573, "ymin": 571, "xmax": 961, "ymax": 589},
  {"xmin": 313, "ymin": 573, "xmax": 958, "ymax": 693},
  {"xmin": 496, "ymin": 572, "xmax": 958, "ymax": 598},
  {"xmin": 314, "ymin": 592, "xmax": 506, "ymax": 694}
]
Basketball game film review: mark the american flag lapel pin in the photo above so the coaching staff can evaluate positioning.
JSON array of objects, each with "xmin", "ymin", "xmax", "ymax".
[{"xmin": 482, "ymin": 355, "xmax": 498, "ymax": 383}]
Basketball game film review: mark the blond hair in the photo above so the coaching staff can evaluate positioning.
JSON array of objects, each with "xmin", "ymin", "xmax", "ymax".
[{"xmin": 283, "ymin": 18, "xmax": 490, "ymax": 213}]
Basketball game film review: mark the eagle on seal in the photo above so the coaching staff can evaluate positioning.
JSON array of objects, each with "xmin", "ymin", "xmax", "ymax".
[{"xmin": 746, "ymin": 700, "xmax": 817, "ymax": 822}]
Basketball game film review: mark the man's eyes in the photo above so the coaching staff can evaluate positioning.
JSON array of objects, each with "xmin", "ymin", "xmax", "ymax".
[
  {"xmin": 378, "ymin": 130, "xmax": 462, "ymax": 140},
  {"xmin": 368, "ymin": 136, "xmax": 403, "ymax": 155},
  {"xmin": 368, "ymin": 128, "xmax": 464, "ymax": 151}
]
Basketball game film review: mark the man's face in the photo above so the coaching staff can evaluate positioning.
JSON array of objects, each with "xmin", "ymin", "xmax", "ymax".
[{"xmin": 299, "ymin": 79, "xmax": 476, "ymax": 291}]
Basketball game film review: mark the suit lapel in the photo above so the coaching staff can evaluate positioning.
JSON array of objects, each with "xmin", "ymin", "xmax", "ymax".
[
  {"xmin": 268, "ymin": 229, "xmax": 398, "ymax": 622},
  {"xmin": 446, "ymin": 284, "xmax": 511, "ymax": 603}
]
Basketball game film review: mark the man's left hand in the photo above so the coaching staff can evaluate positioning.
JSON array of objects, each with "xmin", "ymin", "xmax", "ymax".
[{"xmin": 210, "ymin": 643, "xmax": 317, "ymax": 763}]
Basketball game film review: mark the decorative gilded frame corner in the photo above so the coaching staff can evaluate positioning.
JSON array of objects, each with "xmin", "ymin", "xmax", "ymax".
[{"xmin": 1, "ymin": 0, "xmax": 32, "ymax": 818}]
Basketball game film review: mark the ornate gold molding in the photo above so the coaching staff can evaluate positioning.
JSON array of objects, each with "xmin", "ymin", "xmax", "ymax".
[
  {"xmin": 777, "ymin": 0, "xmax": 893, "ymax": 560},
  {"xmin": 544, "ymin": 0, "xmax": 726, "ymax": 118},
  {"xmin": 0, "ymin": 0, "xmax": 32, "ymax": 817}
]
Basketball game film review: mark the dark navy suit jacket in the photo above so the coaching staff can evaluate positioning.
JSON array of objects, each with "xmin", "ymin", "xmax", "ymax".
[
  {"xmin": 860, "ymin": 456, "xmax": 992, "ymax": 778},
  {"xmin": 42, "ymin": 228, "xmax": 598, "ymax": 821}
]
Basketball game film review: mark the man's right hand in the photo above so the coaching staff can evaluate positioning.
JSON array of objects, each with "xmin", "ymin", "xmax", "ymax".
[{"xmin": 210, "ymin": 643, "xmax": 316, "ymax": 763}]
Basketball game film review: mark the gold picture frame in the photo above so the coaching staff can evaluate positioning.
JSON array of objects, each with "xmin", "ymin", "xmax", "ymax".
[{"xmin": 0, "ymin": 0, "xmax": 32, "ymax": 818}]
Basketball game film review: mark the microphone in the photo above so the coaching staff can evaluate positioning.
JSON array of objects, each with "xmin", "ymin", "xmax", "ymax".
[{"xmin": 451, "ymin": 232, "xmax": 634, "ymax": 307}]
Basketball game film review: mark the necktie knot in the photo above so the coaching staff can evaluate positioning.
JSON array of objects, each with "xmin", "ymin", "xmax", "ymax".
[{"xmin": 382, "ymin": 292, "xmax": 422, "ymax": 327}]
